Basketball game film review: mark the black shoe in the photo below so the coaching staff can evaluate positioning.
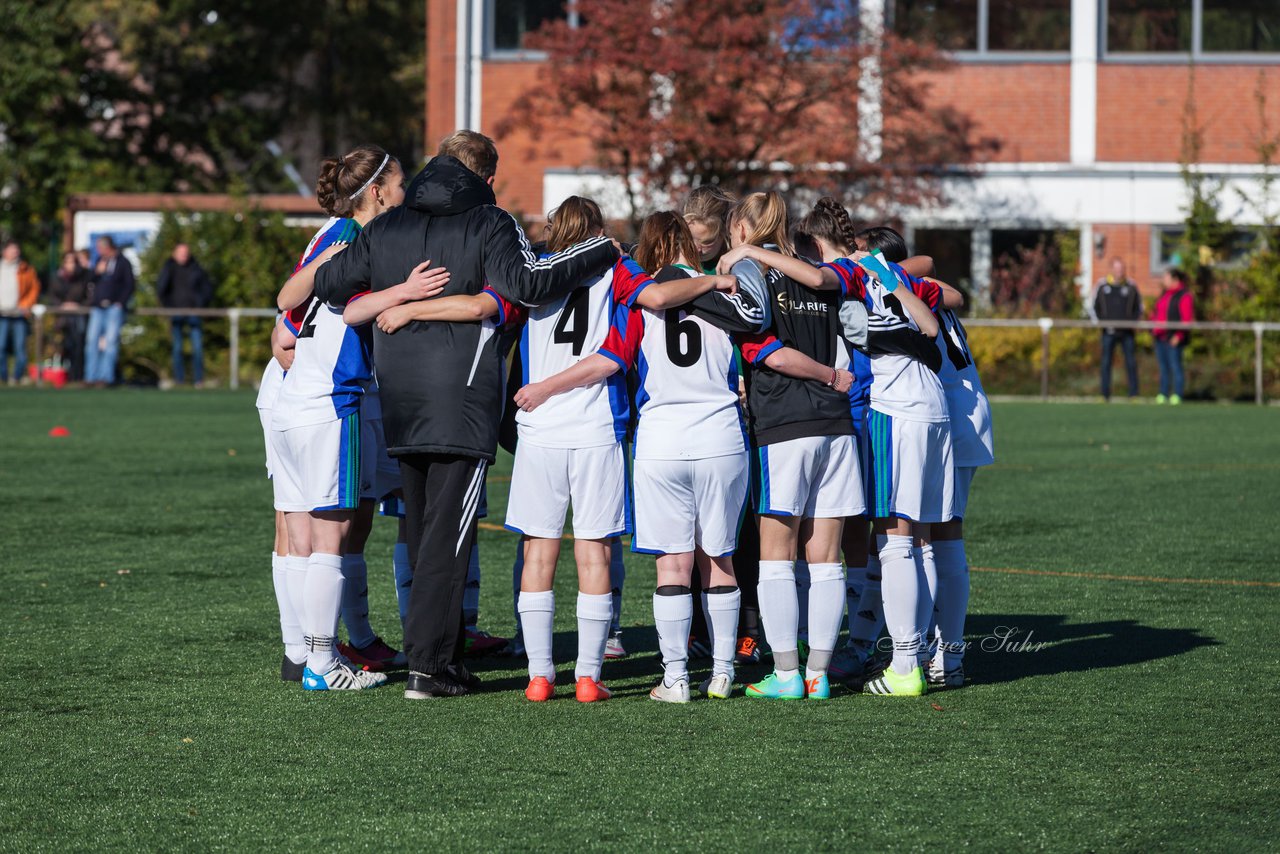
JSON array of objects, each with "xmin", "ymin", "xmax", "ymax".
[
  {"xmin": 447, "ymin": 663, "xmax": 482, "ymax": 691},
  {"xmin": 405, "ymin": 671, "xmax": 469, "ymax": 699},
  {"xmin": 281, "ymin": 655, "xmax": 305, "ymax": 683}
]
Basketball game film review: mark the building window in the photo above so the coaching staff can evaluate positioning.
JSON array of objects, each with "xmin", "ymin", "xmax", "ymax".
[
  {"xmin": 490, "ymin": 0, "xmax": 568, "ymax": 55},
  {"xmin": 1150, "ymin": 225, "xmax": 1262, "ymax": 272},
  {"xmin": 1105, "ymin": 0, "xmax": 1280, "ymax": 55},
  {"xmin": 890, "ymin": 0, "xmax": 1070, "ymax": 56},
  {"xmin": 1107, "ymin": 0, "xmax": 1193, "ymax": 52},
  {"xmin": 1202, "ymin": 0, "xmax": 1280, "ymax": 53},
  {"xmin": 987, "ymin": 0, "xmax": 1072, "ymax": 51}
]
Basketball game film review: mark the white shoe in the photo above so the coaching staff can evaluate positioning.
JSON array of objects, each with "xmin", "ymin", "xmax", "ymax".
[
  {"xmin": 604, "ymin": 633, "xmax": 628, "ymax": 659},
  {"xmin": 649, "ymin": 678, "xmax": 690, "ymax": 703},
  {"xmin": 302, "ymin": 660, "xmax": 388, "ymax": 691},
  {"xmin": 699, "ymin": 673, "xmax": 734, "ymax": 699}
]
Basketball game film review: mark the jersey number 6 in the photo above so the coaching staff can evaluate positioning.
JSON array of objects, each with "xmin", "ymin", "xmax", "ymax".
[{"xmin": 665, "ymin": 311, "xmax": 702, "ymax": 367}]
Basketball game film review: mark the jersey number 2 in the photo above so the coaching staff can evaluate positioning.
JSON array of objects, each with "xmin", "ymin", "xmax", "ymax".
[
  {"xmin": 665, "ymin": 312, "xmax": 702, "ymax": 367},
  {"xmin": 553, "ymin": 288, "xmax": 590, "ymax": 356}
]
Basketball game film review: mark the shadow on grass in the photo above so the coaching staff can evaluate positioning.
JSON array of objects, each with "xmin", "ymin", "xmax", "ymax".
[{"xmin": 961, "ymin": 614, "xmax": 1219, "ymax": 685}]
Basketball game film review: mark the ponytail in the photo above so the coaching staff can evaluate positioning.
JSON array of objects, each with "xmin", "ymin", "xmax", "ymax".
[
  {"xmin": 729, "ymin": 191, "xmax": 793, "ymax": 256},
  {"xmin": 316, "ymin": 144, "xmax": 398, "ymax": 218}
]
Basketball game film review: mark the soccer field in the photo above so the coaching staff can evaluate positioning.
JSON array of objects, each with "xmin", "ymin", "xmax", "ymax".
[{"xmin": 2, "ymin": 390, "xmax": 1277, "ymax": 851}]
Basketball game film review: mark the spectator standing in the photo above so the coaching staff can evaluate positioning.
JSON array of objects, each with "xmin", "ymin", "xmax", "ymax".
[
  {"xmin": 1092, "ymin": 257, "xmax": 1142, "ymax": 401},
  {"xmin": 156, "ymin": 243, "xmax": 214, "ymax": 386},
  {"xmin": 49, "ymin": 250, "xmax": 92, "ymax": 382},
  {"xmin": 86, "ymin": 236, "xmax": 135, "ymax": 387},
  {"xmin": 1151, "ymin": 268, "xmax": 1195, "ymax": 405},
  {"xmin": 0, "ymin": 240, "xmax": 41, "ymax": 385}
]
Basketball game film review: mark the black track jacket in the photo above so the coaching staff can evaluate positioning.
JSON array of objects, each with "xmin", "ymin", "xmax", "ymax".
[{"xmin": 313, "ymin": 155, "xmax": 619, "ymax": 461}]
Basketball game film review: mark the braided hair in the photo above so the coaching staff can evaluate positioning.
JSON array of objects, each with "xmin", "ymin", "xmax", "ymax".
[{"xmin": 795, "ymin": 197, "xmax": 858, "ymax": 256}]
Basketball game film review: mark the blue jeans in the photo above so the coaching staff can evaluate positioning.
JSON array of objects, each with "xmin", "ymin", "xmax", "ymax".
[
  {"xmin": 171, "ymin": 316, "xmax": 204, "ymax": 384},
  {"xmin": 1155, "ymin": 339, "xmax": 1185, "ymax": 398},
  {"xmin": 85, "ymin": 304, "xmax": 125, "ymax": 384},
  {"xmin": 0, "ymin": 316, "xmax": 29, "ymax": 381}
]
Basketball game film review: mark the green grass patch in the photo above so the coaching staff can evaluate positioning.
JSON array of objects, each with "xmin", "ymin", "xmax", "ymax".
[{"xmin": 1, "ymin": 390, "xmax": 1276, "ymax": 851}]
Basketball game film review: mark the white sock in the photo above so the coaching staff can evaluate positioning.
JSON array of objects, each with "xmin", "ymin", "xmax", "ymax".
[
  {"xmin": 758, "ymin": 560, "xmax": 799, "ymax": 678},
  {"xmin": 609, "ymin": 540, "xmax": 626, "ymax": 634},
  {"xmin": 340, "ymin": 554, "xmax": 375, "ymax": 649},
  {"xmin": 517, "ymin": 590, "xmax": 555, "ymax": 680},
  {"xmin": 805, "ymin": 562, "xmax": 845, "ymax": 678},
  {"xmin": 933, "ymin": 539, "xmax": 970, "ymax": 670},
  {"xmin": 272, "ymin": 553, "xmax": 305, "ymax": 664},
  {"xmin": 392, "ymin": 542, "xmax": 412, "ymax": 628},
  {"xmin": 653, "ymin": 589, "xmax": 692, "ymax": 685},
  {"xmin": 284, "ymin": 554, "xmax": 310, "ymax": 661},
  {"xmin": 303, "ymin": 553, "xmax": 345, "ymax": 674},
  {"xmin": 848, "ymin": 555, "xmax": 883, "ymax": 659},
  {"xmin": 703, "ymin": 587, "xmax": 741, "ymax": 680},
  {"xmin": 575, "ymin": 592, "xmax": 613, "ymax": 682},
  {"xmin": 878, "ymin": 535, "xmax": 920, "ymax": 676},
  {"xmin": 463, "ymin": 542, "xmax": 481, "ymax": 626},
  {"xmin": 914, "ymin": 544, "xmax": 938, "ymax": 665},
  {"xmin": 794, "ymin": 560, "xmax": 810, "ymax": 643}
]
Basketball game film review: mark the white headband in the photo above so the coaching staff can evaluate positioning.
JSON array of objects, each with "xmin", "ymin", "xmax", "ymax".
[{"xmin": 348, "ymin": 153, "xmax": 391, "ymax": 200}]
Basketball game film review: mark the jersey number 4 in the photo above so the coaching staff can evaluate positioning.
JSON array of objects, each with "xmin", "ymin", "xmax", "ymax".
[
  {"xmin": 665, "ymin": 311, "xmax": 702, "ymax": 367},
  {"xmin": 296, "ymin": 301, "xmax": 323, "ymax": 339},
  {"xmin": 553, "ymin": 288, "xmax": 590, "ymax": 356}
]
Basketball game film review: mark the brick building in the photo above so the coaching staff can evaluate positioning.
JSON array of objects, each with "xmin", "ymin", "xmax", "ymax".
[{"xmin": 425, "ymin": 0, "xmax": 1279, "ymax": 302}]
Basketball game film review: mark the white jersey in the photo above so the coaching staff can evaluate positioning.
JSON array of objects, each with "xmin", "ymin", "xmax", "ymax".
[
  {"xmin": 271, "ymin": 218, "xmax": 372, "ymax": 431},
  {"xmin": 936, "ymin": 309, "xmax": 995, "ymax": 467},
  {"xmin": 632, "ymin": 266, "xmax": 750, "ymax": 461},
  {"xmin": 515, "ymin": 257, "xmax": 650, "ymax": 448},
  {"xmin": 825, "ymin": 257, "xmax": 949, "ymax": 424}
]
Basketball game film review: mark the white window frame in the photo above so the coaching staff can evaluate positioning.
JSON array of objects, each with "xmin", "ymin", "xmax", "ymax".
[
  {"xmin": 1102, "ymin": 0, "xmax": 1280, "ymax": 64},
  {"xmin": 485, "ymin": 0, "xmax": 580, "ymax": 61}
]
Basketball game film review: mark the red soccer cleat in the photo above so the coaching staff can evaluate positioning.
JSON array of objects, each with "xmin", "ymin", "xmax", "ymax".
[
  {"xmin": 337, "ymin": 637, "xmax": 406, "ymax": 672},
  {"xmin": 574, "ymin": 677, "xmax": 612, "ymax": 703},
  {"xmin": 525, "ymin": 676, "xmax": 556, "ymax": 702},
  {"xmin": 464, "ymin": 627, "xmax": 511, "ymax": 657}
]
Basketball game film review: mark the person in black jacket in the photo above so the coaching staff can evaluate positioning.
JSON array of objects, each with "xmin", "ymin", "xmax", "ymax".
[
  {"xmin": 1092, "ymin": 257, "xmax": 1142, "ymax": 400},
  {"xmin": 49, "ymin": 251, "xmax": 92, "ymax": 382},
  {"xmin": 313, "ymin": 130, "xmax": 619, "ymax": 700},
  {"xmin": 86, "ymin": 236, "xmax": 136, "ymax": 386},
  {"xmin": 156, "ymin": 243, "xmax": 215, "ymax": 386}
]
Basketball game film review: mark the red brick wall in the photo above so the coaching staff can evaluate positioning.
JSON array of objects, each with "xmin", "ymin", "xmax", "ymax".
[
  {"xmin": 425, "ymin": 1, "xmax": 458, "ymax": 154},
  {"xmin": 916, "ymin": 63, "xmax": 1071, "ymax": 163},
  {"xmin": 1092, "ymin": 223, "xmax": 1164, "ymax": 296},
  {"xmin": 1097, "ymin": 65, "xmax": 1280, "ymax": 163}
]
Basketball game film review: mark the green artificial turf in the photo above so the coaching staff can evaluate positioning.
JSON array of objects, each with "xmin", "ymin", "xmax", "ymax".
[{"xmin": 1, "ymin": 390, "xmax": 1277, "ymax": 851}]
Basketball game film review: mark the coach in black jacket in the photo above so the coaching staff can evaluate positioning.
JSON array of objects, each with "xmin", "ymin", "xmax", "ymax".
[{"xmin": 314, "ymin": 131, "xmax": 618, "ymax": 699}]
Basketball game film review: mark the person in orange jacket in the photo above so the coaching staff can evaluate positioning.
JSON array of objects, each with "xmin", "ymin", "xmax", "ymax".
[{"xmin": 0, "ymin": 239, "xmax": 41, "ymax": 385}]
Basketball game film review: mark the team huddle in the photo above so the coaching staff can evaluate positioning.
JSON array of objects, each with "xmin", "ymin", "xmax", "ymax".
[{"xmin": 256, "ymin": 130, "xmax": 994, "ymax": 703}]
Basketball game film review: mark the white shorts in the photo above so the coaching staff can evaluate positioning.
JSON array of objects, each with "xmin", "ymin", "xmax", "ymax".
[
  {"xmin": 633, "ymin": 452, "xmax": 749, "ymax": 556},
  {"xmin": 505, "ymin": 442, "xmax": 627, "ymax": 540},
  {"xmin": 359, "ymin": 416, "xmax": 402, "ymax": 501},
  {"xmin": 951, "ymin": 466, "xmax": 977, "ymax": 520},
  {"xmin": 270, "ymin": 413, "xmax": 362, "ymax": 513},
  {"xmin": 754, "ymin": 434, "xmax": 864, "ymax": 519},
  {"xmin": 865, "ymin": 411, "xmax": 954, "ymax": 523},
  {"xmin": 257, "ymin": 406, "xmax": 276, "ymax": 479}
]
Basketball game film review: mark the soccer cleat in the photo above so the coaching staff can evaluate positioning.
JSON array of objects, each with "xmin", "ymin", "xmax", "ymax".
[
  {"xmin": 337, "ymin": 637, "xmax": 406, "ymax": 672},
  {"xmin": 926, "ymin": 660, "xmax": 965, "ymax": 689},
  {"xmin": 700, "ymin": 673, "xmax": 734, "ymax": 699},
  {"xmin": 464, "ymin": 627, "xmax": 511, "ymax": 657},
  {"xmin": 405, "ymin": 671, "xmax": 469, "ymax": 699},
  {"xmin": 301, "ymin": 660, "xmax": 388, "ymax": 691},
  {"xmin": 281, "ymin": 655, "xmax": 305, "ymax": 683},
  {"xmin": 688, "ymin": 635, "xmax": 712, "ymax": 660},
  {"xmin": 745, "ymin": 672, "xmax": 805, "ymax": 700},
  {"xmin": 735, "ymin": 636, "xmax": 761, "ymax": 665},
  {"xmin": 604, "ymin": 632, "xmax": 628, "ymax": 660},
  {"xmin": 574, "ymin": 677, "xmax": 612, "ymax": 703},
  {"xmin": 827, "ymin": 647, "xmax": 863, "ymax": 682},
  {"xmin": 863, "ymin": 665, "xmax": 927, "ymax": 697},
  {"xmin": 805, "ymin": 674, "xmax": 831, "ymax": 700},
  {"xmin": 525, "ymin": 676, "xmax": 556, "ymax": 702},
  {"xmin": 1170, "ymin": 394, "xmax": 1182, "ymax": 405},
  {"xmin": 649, "ymin": 678, "xmax": 691, "ymax": 704},
  {"xmin": 1156, "ymin": 394, "xmax": 1168, "ymax": 404},
  {"xmin": 447, "ymin": 662, "xmax": 482, "ymax": 691}
]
